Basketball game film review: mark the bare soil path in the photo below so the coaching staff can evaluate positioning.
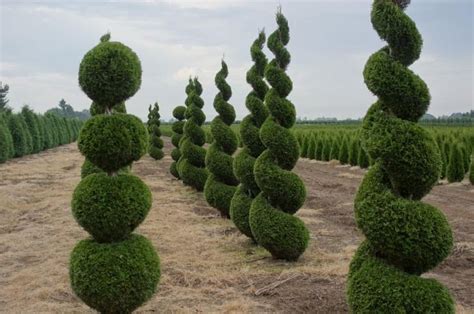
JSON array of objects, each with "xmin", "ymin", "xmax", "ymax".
[{"xmin": 0, "ymin": 138, "xmax": 472, "ymax": 313}]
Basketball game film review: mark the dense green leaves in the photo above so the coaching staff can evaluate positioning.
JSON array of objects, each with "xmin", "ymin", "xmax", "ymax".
[{"xmin": 147, "ymin": 103, "xmax": 164, "ymax": 160}]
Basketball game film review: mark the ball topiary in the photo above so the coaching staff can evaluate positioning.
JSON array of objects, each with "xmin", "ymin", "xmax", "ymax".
[
  {"xmin": 249, "ymin": 10, "xmax": 309, "ymax": 261},
  {"xmin": 72, "ymin": 173, "xmax": 151, "ymax": 242},
  {"xmin": 70, "ymin": 234, "xmax": 160, "ymax": 314},
  {"xmin": 204, "ymin": 60, "xmax": 238, "ymax": 217},
  {"xmin": 348, "ymin": 1, "xmax": 454, "ymax": 312},
  {"xmin": 177, "ymin": 77, "xmax": 208, "ymax": 191},
  {"xmin": 71, "ymin": 34, "xmax": 159, "ymax": 313},
  {"xmin": 78, "ymin": 113, "xmax": 148, "ymax": 173},
  {"xmin": 147, "ymin": 102, "xmax": 164, "ymax": 160},
  {"xmin": 446, "ymin": 143, "xmax": 465, "ymax": 183},
  {"xmin": 170, "ymin": 105, "xmax": 186, "ymax": 178},
  {"xmin": 79, "ymin": 34, "xmax": 141, "ymax": 109},
  {"xmin": 230, "ymin": 31, "xmax": 269, "ymax": 240}
]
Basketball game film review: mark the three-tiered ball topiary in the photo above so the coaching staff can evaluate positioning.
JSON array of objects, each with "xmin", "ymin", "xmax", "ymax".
[
  {"xmin": 249, "ymin": 10, "xmax": 309, "ymax": 261},
  {"xmin": 70, "ymin": 33, "xmax": 160, "ymax": 313},
  {"xmin": 347, "ymin": 1, "xmax": 454, "ymax": 312},
  {"xmin": 147, "ymin": 102, "xmax": 164, "ymax": 160},
  {"xmin": 204, "ymin": 61, "xmax": 238, "ymax": 217},
  {"xmin": 170, "ymin": 105, "xmax": 186, "ymax": 178},
  {"xmin": 178, "ymin": 77, "xmax": 208, "ymax": 191},
  {"xmin": 230, "ymin": 31, "xmax": 269, "ymax": 239}
]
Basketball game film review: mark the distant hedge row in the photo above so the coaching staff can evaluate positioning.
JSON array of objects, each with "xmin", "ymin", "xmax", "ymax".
[{"xmin": 0, "ymin": 107, "xmax": 83, "ymax": 163}]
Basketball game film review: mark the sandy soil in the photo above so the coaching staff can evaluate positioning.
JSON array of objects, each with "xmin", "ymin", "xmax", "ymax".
[{"xmin": 0, "ymin": 138, "xmax": 472, "ymax": 313}]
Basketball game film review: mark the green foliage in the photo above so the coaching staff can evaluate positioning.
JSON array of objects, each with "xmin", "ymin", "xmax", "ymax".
[
  {"xmin": 469, "ymin": 155, "xmax": 474, "ymax": 185},
  {"xmin": 178, "ymin": 78, "xmax": 208, "ymax": 191},
  {"xmin": 230, "ymin": 31, "xmax": 269, "ymax": 239},
  {"xmin": 446, "ymin": 144, "xmax": 465, "ymax": 183},
  {"xmin": 348, "ymin": 137, "xmax": 359, "ymax": 166},
  {"xmin": 249, "ymin": 11, "xmax": 308, "ymax": 261},
  {"xmin": 170, "ymin": 105, "xmax": 186, "ymax": 178},
  {"xmin": 79, "ymin": 35, "xmax": 141, "ymax": 109},
  {"xmin": 78, "ymin": 113, "xmax": 148, "ymax": 173},
  {"xmin": 0, "ymin": 82, "xmax": 9, "ymax": 111},
  {"xmin": 8, "ymin": 113, "xmax": 32, "ymax": 157},
  {"xmin": 147, "ymin": 103, "xmax": 164, "ymax": 160},
  {"xmin": 0, "ymin": 114, "xmax": 14, "ymax": 162},
  {"xmin": 338, "ymin": 135, "xmax": 349, "ymax": 164},
  {"xmin": 204, "ymin": 61, "xmax": 238, "ymax": 217},
  {"xmin": 348, "ymin": 1, "xmax": 454, "ymax": 311},
  {"xmin": 21, "ymin": 106, "xmax": 42, "ymax": 153},
  {"xmin": 70, "ymin": 234, "xmax": 160, "ymax": 314},
  {"xmin": 72, "ymin": 173, "xmax": 151, "ymax": 242},
  {"xmin": 90, "ymin": 101, "xmax": 126, "ymax": 116}
]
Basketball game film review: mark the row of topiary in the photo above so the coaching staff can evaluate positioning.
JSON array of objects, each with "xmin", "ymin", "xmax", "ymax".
[
  {"xmin": 0, "ymin": 107, "xmax": 83, "ymax": 163},
  {"xmin": 169, "ymin": 10, "xmax": 309, "ymax": 261}
]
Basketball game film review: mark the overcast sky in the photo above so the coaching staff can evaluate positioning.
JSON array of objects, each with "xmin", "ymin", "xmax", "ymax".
[{"xmin": 0, "ymin": 0, "xmax": 472, "ymax": 121}]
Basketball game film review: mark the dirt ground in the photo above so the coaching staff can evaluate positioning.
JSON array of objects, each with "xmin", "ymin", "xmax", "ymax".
[{"xmin": 0, "ymin": 138, "xmax": 473, "ymax": 313}]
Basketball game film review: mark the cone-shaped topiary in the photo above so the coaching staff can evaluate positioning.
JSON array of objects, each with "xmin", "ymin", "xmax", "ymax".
[
  {"xmin": 308, "ymin": 134, "xmax": 317, "ymax": 160},
  {"xmin": 348, "ymin": 136, "xmax": 359, "ymax": 166},
  {"xmin": 71, "ymin": 34, "xmax": 160, "ymax": 313},
  {"xmin": 8, "ymin": 113, "xmax": 32, "ymax": 157},
  {"xmin": 469, "ymin": 154, "xmax": 474, "ymax": 184},
  {"xmin": 204, "ymin": 61, "xmax": 238, "ymax": 217},
  {"xmin": 21, "ymin": 106, "xmax": 42, "ymax": 153},
  {"xmin": 147, "ymin": 102, "xmax": 164, "ymax": 160},
  {"xmin": 230, "ymin": 31, "xmax": 269, "ymax": 240},
  {"xmin": 446, "ymin": 143, "xmax": 465, "ymax": 183},
  {"xmin": 0, "ymin": 114, "xmax": 14, "ymax": 162},
  {"xmin": 170, "ymin": 105, "xmax": 186, "ymax": 178},
  {"xmin": 178, "ymin": 77, "xmax": 208, "ymax": 191},
  {"xmin": 250, "ymin": 10, "xmax": 309, "ymax": 261},
  {"xmin": 338, "ymin": 135, "xmax": 350, "ymax": 164},
  {"xmin": 348, "ymin": 1, "xmax": 454, "ymax": 312}
]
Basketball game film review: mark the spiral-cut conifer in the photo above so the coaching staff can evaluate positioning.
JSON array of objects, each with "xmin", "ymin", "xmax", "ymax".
[
  {"xmin": 170, "ymin": 105, "xmax": 186, "ymax": 179},
  {"xmin": 204, "ymin": 61, "xmax": 238, "ymax": 217},
  {"xmin": 178, "ymin": 77, "xmax": 208, "ymax": 191},
  {"xmin": 230, "ymin": 31, "xmax": 269, "ymax": 239},
  {"xmin": 347, "ymin": 1, "xmax": 454, "ymax": 312},
  {"xmin": 249, "ymin": 11, "xmax": 309, "ymax": 261},
  {"xmin": 147, "ymin": 102, "xmax": 164, "ymax": 160}
]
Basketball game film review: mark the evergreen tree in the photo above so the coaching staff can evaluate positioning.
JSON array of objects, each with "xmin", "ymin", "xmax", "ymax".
[
  {"xmin": 357, "ymin": 146, "xmax": 369, "ymax": 169},
  {"xmin": 0, "ymin": 114, "xmax": 14, "ymax": 162},
  {"xmin": 315, "ymin": 134, "xmax": 324, "ymax": 160},
  {"xmin": 178, "ymin": 77, "xmax": 208, "ymax": 191},
  {"xmin": 329, "ymin": 135, "xmax": 340, "ymax": 161},
  {"xmin": 348, "ymin": 136, "xmax": 359, "ymax": 166},
  {"xmin": 147, "ymin": 102, "xmax": 164, "ymax": 160},
  {"xmin": 0, "ymin": 82, "xmax": 9, "ymax": 111},
  {"xmin": 250, "ymin": 10, "xmax": 309, "ymax": 261},
  {"xmin": 338, "ymin": 135, "xmax": 349, "ymax": 164},
  {"xmin": 348, "ymin": 1, "xmax": 454, "ymax": 312},
  {"xmin": 204, "ymin": 61, "xmax": 238, "ymax": 217},
  {"xmin": 21, "ymin": 106, "xmax": 43, "ymax": 153},
  {"xmin": 308, "ymin": 134, "xmax": 317, "ymax": 160},
  {"xmin": 469, "ymin": 154, "xmax": 474, "ymax": 185},
  {"xmin": 71, "ymin": 33, "xmax": 160, "ymax": 313},
  {"xmin": 230, "ymin": 31, "xmax": 269, "ymax": 240},
  {"xmin": 322, "ymin": 135, "xmax": 331, "ymax": 161},
  {"xmin": 446, "ymin": 143, "xmax": 465, "ymax": 183},
  {"xmin": 170, "ymin": 105, "xmax": 186, "ymax": 178},
  {"xmin": 8, "ymin": 114, "xmax": 32, "ymax": 157}
]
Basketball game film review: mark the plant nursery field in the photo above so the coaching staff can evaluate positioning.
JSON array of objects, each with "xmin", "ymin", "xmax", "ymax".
[{"xmin": 0, "ymin": 138, "xmax": 473, "ymax": 313}]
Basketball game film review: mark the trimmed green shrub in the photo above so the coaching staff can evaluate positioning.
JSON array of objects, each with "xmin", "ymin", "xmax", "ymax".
[
  {"xmin": 0, "ymin": 114, "xmax": 14, "ymax": 162},
  {"xmin": 469, "ymin": 155, "xmax": 474, "ymax": 185},
  {"xmin": 8, "ymin": 113, "xmax": 32, "ymax": 157},
  {"xmin": 79, "ymin": 34, "xmax": 141, "ymax": 108},
  {"xmin": 357, "ymin": 146, "xmax": 369, "ymax": 169},
  {"xmin": 204, "ymin": 61, "xmax": 238, "ymax": 217},
  {"xmin": 338, "ymin": 135, "xmax": 349, "ymax": 164},
  {"xmin": 348, "ymin": 136, "xmax": 359, "ymax": 166},
  {"xmin": 230, "ymin": 31, "xmax": 269, "ymax": 240},
  {"xmin": 21, "ymin": 106, "xmax": 42, "ymax": 153},
  {"xmin": 315, "ymin": 135, "xmax": 324, "ymax": 160},
  {"xmin": 72, "ymin": 173, "xmax": 151, "ymax": 242},
  {"xmin": 329, "ymin": 135, "xmax": 340, "ymax": 161},
  {"xmin": 308, "ymin": 134, "xmax": 317, "ymax": 160},
  {"xmin": 178, "ymin": 77, "xmax": 208, "ymax": 191},
  {"xmin": 249, "ymin": 11, "xmax": 309, "ymax": 261},
  {"xmin": 72, "ymin": 33, "xmax": 159, "ymax": 313},
  {"xmin": 90, "ymin": 101, "xmax": 127, "ymax": 115},
  {"xmin": 348, "ymin": 1, "xmax": 454, "ymax": 312},
  {"xmin": 147, "ymin": 102, "xmax": 164, "ymax": 160},
  {"xmin": 78, "ymin": 113, "xmax": 148, "ymax": 173},
  {"xmin": 170, "ymin": 105, "xmax": 186, "ymax": 178},
  {"xmin": 70, "ymin": 234, "xmax": 160, "ymax": 314},
  {"xmin": 321, "ymin": 135, "xmax": 331, "ymax": 161},
  {"xmin": 446, "ymin": 143, "xmax": 465, "ymax": 183}
]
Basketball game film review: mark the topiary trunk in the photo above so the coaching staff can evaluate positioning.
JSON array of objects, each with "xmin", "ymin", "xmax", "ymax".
[
  {"xmin": 204, "ymin": 61, "xmax": 238, "ymax": 217},
  {"xmin": 147, "ymin": 102, "xmax": 164, "ymax": 160},
  {"xmin": 70, "ymin": 33, "xmax": 160, "ymax": 314},
  {"xmin": 178, "ymin": 78, "xmax": 208, "ymax": 191},
  {"xmin": 348, "ymin": 1, "xmax": 454, "ymax": 312},
  {"xmin": 170, "ymin": 105, "xmax": 186, "ymax": 179},
  {"xmin": 249, "ymin": 10, "xmax": 309, "ymax": 261}
]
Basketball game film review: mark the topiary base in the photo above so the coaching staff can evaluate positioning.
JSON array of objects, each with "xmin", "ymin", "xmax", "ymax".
[{"xmin": 70, "ymin": 234, "xmax": 160, "ymax": 314}]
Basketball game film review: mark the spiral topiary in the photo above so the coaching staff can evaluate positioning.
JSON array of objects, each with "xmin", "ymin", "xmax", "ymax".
[
  {"xmin": 249, "ymin": 10, "xmax": 309, "ymax": 261},
  {"xmin": 178, "ymin": 77, "xmax": 208, "ymax": 191},
  {"xmin": 170, "ymin": 105, "xmax": 186, "ymax": 178},
  {"xmin": 204, "ymin": 60, "xmax": 238, "ymax": 217},
  {"xmin": 230, "ymin": 31, "xmax": 269, "ymax": 240},
  {"xmin": 347, "ymin": 1, "xmax": 454, "ymax": 312},
  {"xmin": 71, "ymin": 34, "xmax": 160, "ymax": 313},
  {"xmin": 147, "ymin": 102, "xmax": 164, "ymax": 160}
]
